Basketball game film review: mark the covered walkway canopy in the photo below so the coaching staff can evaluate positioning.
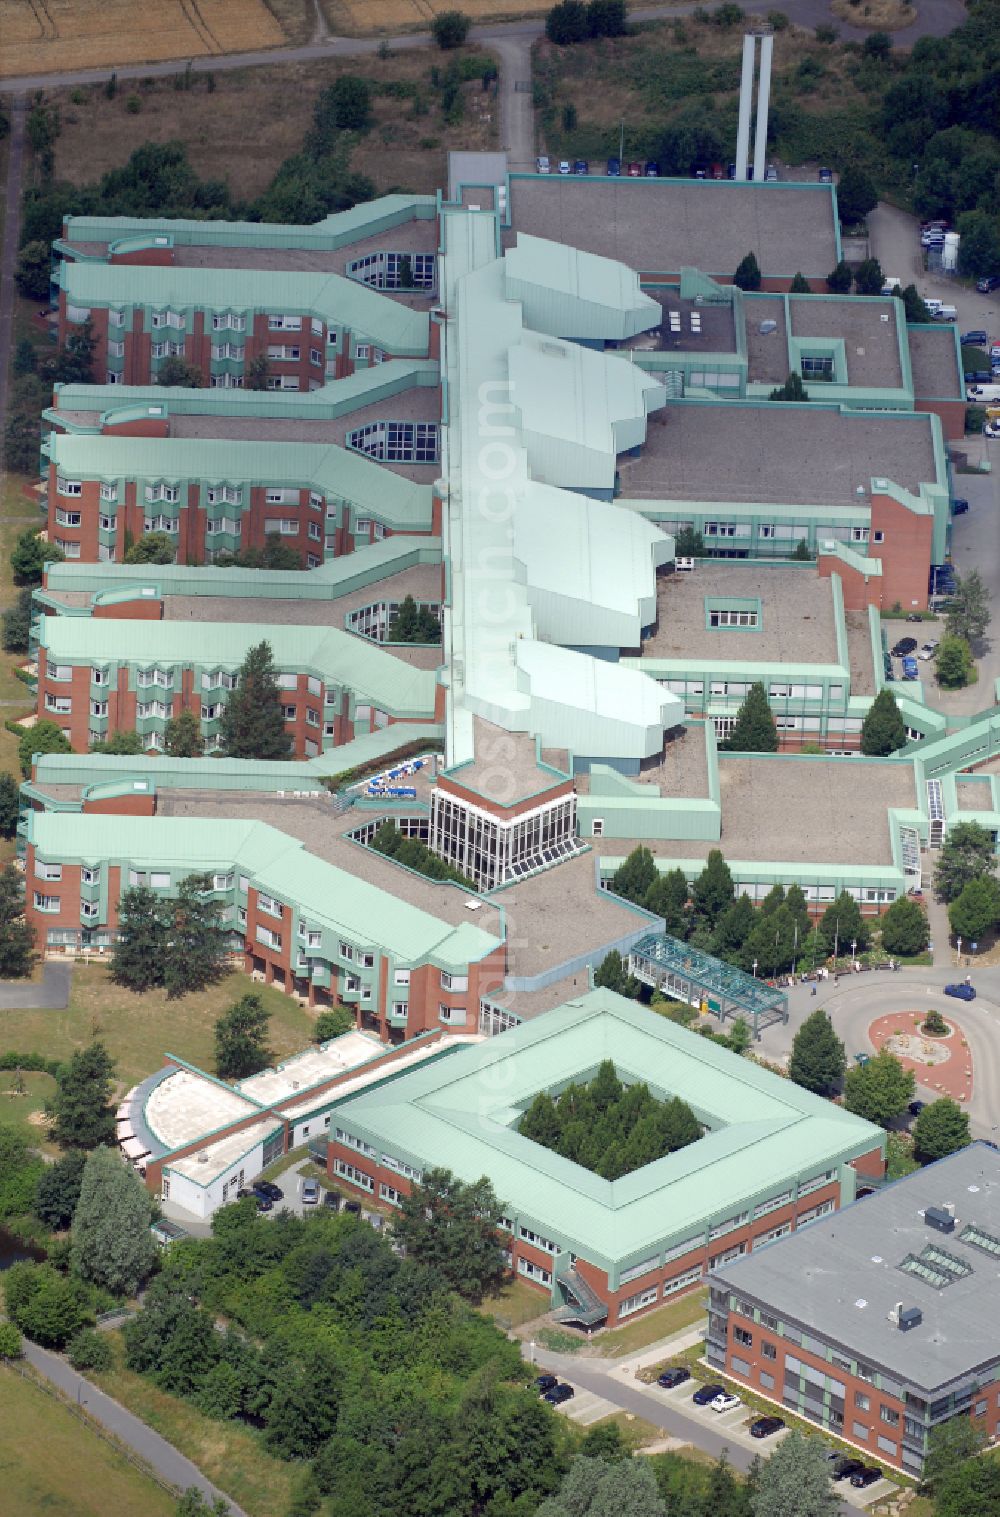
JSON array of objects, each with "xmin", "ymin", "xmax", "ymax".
[{"xmin": 628, "ymin": 932, "xmax": 788, "ymax": 1037}]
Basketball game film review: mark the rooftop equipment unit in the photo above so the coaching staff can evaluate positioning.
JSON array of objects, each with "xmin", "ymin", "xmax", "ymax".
[
  {"xmin": 899, "ymin": 1307, "xmax": 923, "ymax": 1332},
  {"xmin": 926, "ymin": 1205, "xmax": 956, "ymax": 1234}
]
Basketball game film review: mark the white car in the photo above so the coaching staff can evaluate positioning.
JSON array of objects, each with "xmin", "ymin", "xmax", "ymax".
[
  {"xmin": 918, "ymin": 641, "xmax": 938, "ymax": 661},
  {"xmin": 558, "ymin": 160, "xmax": 571, "ymax": 175},
  {"xmin": 710, "ymin": 1392, "xmax": 742, "ymax": 1413},
  {"xmin": 985, "ymin": 421, "xmax": 1000, "ymax": 438},
  {"xmin": 536, "ymin": 155, "xmax": 551, "ymax": 174}
]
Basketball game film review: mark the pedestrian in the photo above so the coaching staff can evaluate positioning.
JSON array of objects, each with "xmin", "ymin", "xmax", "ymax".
[{"xmin": 811, "ymin": 983, "xmax": 817, "ymax": 997}]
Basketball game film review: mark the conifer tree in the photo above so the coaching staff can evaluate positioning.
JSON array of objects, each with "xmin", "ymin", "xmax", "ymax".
[
  {"xmin": 788, "ymin": 1010, "xmax": 846, "ymax": 1095},
  {"xmin": 860, "ymin": 689, "xmax": 907, "ymax": 756},
  {"xmin": 219, "ymin": 641, "xmax": 292, "ymax": 760},
  {"xmin": 720, "ymin": 682, "xmax": 778, "ymax": 752},
  {"xmin": 111, "ymin": 886, "xmax": 170, "ymax": 992},
  {"xmin": 691, "ymin": 849, "xmax": 734, "ymax": 927},
  {"xmin": 48, "ymin": 1041, "xmax": 116, "ymax": 1150},
  {"xmin": 0, "ymin": 865, "xmax": 35, "ymax": 978},
  {"xmin": 163, "ymin": 874, "xmax": 228, "ymax": 999}
]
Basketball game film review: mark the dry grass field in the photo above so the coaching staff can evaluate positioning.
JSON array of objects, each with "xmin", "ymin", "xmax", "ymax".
[
  {"xmin": 0, "ymin": 0, "xmax": 291, "ymax": 75},
  {"xmin": 324, "ymin": 0, "xmax": 551, "ymax": 30},
  {"xmin": 830, "ymin": 0, "xmax": 916, "ymax": 26},
  {"xmin": 49, "ymin": 51, "xmax": 497, "ymax": 199}
]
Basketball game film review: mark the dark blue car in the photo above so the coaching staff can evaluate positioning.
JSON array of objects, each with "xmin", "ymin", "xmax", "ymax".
[
  {"xmin": 944, "ymin": 982, "xmax": 976, "ymax": 1001},
  {"xmin": 902, "ymin": 656, "xmax": 919, "ymax": 680},
  {"xmin": 606, "ymin": 158, "xmax": 621, "ymax": 176},
  {"xmin": 692, "ymin": 1382, "xmax": 727, "ymax": 1405}
]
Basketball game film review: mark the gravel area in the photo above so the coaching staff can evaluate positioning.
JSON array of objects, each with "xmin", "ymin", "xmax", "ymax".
[
  {"xmin": 789, "ymin": 297, "xmax": 903, "ymax": 389},
  {"xmin": 644, "ymin": 563, "xmax": 838, "ymax": 665},
  {"xmin": 744, "ymin": 296, "xmax": 788, "ymax": 385},
  {"xmin": 162, "ymin": 565, "xmax": 442, "ymax": 629},
  {"xmin": 447, "ymin": 717, "xmax": 570, "ymax": 805},
  {"xmin": 172, "ymin": 220, "xmax": 439, "ymax": 279},
  {"xmin": 908, "ymin": 323, "xmax": 964, "ymax": 399},
  {"xmin": 489, "ymin": 848, "xmax": 646, "ymax": 981},
  {"xmin": 844, "ymin": 611, "xmax": 877, "ymax": 696}
]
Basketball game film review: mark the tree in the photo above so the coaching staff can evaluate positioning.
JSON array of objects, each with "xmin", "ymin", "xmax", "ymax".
[
  {"xmin": 0, "ymin": 866, "xmax": 35, "ymax": 978},
  {"xmin": 587, "ymin": 0, "xmax": 628, "ymax": 34},
  {"xmin": 593, "ymin": 947, "xmax": 641, "ymax": 998},
  {"xmin": 879, "ymin": 895, "xmax": 928, "ymax": 956},
  {"xmin": 691, "ymin": 850, "xmax": 734, "ymax": 927},
  {"xmin": 644, "ymin": 867, "xmax": 689, "ymax": 936},
  {"xmin": 164, "ymin": 709, "xmax": 205, "ymax": 757},
  {"xmin": 733, "ymin": 251, "xmax": 761, "ymax": 291},
  {"xmin": 843, "ymin": 1049, "xmax": 914, "ymax": 1127},
  {"xmin": 324, "ymin": 75, "xmax": 372, "ymax": 129},
  {"xmin": 897, "ymin": 283, "xmax": 932, "ymax": 322},
  {"xmin": 14, "ymin": 338, "xmax": 37, "ymax": 377},
  {"xmin": 111, "ymin": 886, "xmax": 170, "ymax": 992},
  {"xmin": 0, "ymin": 1322, "xmax": 23, "ymax": 1359},
  {"xmin": 769, "ymin": 372, "xmax": 809, "ymax": 402},
  {"xmin": 791, "ymin": 537, "xmax": 811, "ymax": 560},
  {"xmin": 313, "ymin": 1007, "xmax": 355, "ymax": 1042},
  {"xmin": 73, "ymin": 1146, "xmax": 157, "ymax": 1295},
  {"xmin": 163, "ymin": 874, "xmax": 229, "ymax": 999},
  {"xmin": 48, "ymin": 1041, "xmax": 116, "ymax": 1150},
  {"xmin": 862, "ymin": 29, "xmax": 891, "ymax": 60},
  {"xmin": 935, "ymin": 1460, "xmax": 1000, "ymax": 1517},
  {"xmin": 934, "ymin": 821, "xmax": 997, "ymax": 903},
  {"xmin": 4, "ymin": 410, "xmax": 41, "ymax": 472},
  {"xmin": 860, "ymin": 688, "xmax": 907, "ymax": 756},
  {"xmin": 394, "ymin": 1168, "xmax": 507, "ymax": 1300},
  {"xmin": 69, "ymin": 1328, "xmax": 114, "ymax": 1372},
  {"xmin": 545, "ymin": 0, "xmax": 589, "ymax": 43},
  {"xmin": 3, "ymin": 587, "xmax": 34, "ymax": 655},
  {"xmin": 0, "ymin": 772, "xmax": 21, "ymax": 838},
  {"xmin": 947, "ymin": 875, "xmax": 1000, "ymax": 942},
  {"xmin": 673, "ymin": 526, "xmax": 706, "ymax": 557},
  {"xmin": 125, "ymin": 531, "xmax": 176, "ymax": 565},
  {"xmin": 818, "ymin": 889, "xmax": 869, "ymax": 955},
  {"xmin": 156, "ymin": 356, "xmax": 203, "ymax": 388},
  {"xmin": 432, "ymin": 9, "xmax": 471, "ymax": 47},
  {"xmin": 956, "ymin": 209, "xmax": 1000, "ymax": 280},
  {"xmin": 945, "ymin": 569, "xmax": 991, "ymax": 644},
  {"xmin": 712, "ymin": 893, "xmax": 756, "ymax": 961},
  {"xmin": 788, "ymin": 1010, "xmax": 845, "ymax": 1095},
  {"xmin": 15, "ymin": 240, "xmax": 54, "ymax": 300},
  {"xmin": 245, "ymin": 354, "xmax": 270, "ymax": 390},
  {"xmin": 219, "ymin": 641, "xmax": 292, "ymax": 761},
  {"xmin": 853, "ymin": 256, "xmax": 884, "ymax": 296},
  {"xmin": 215, "ymin": 993, "xmax": 272, "ymax": 1080},
  {"xmin": 3, "ymin": 1262, "xmax": 90, "ymax": 1348},
  {"xmin": 912, "ymin": 1098, "xmax": 971, "ymax": 1164},
  {"xmin": 825, "ymin": 259, "xmax": 853, "ymax": 293},
  {"xmin": 750, "ymin": 1428, "xmax": 839, "ymax": 1517},
  {"xmin": 35, "ymin": 1150, "xmax": 87, "ymax": 1229},
  {"xmin": 720, "ymin": 683, "xmax": 778, "ymax": 752},
  {"xmin": 789, "ymin": 271, "xmax": 811, "ymax": 293},
  {"xmin": 835, "ymin": 165, "xmax": 878, "ymax": 225},
  {"xmin": 176, "ymin": 1492, "xmax": 232, "ymax": 1517},
  {"xmin": 538, "ymin": 1456, "xmax": 667, "ymax": 1517},
  {"xmin": 18, "ymin": 719, "xmax": 71, "ymax": 778},
  {"xmin": 388, "ymin": 594, "xmax": 441, "ymax": 644},
  {"xmin": 53, "ymin": 320, "xmax": 97, "ymax": 384},
  {"xmin": 611, "ymin": 845, "xmax": 657, "ymax": 903},
  {"xmin": 11, "ymin": 528, "xmax": 63, "ymax": 584},
  {"xmin": 923, "ymin": 1415, "xmax": 986, "ymax": 1493},
  {"xmin": 90, "ymin": 730, "xmax": 146, "ymax": 755}
]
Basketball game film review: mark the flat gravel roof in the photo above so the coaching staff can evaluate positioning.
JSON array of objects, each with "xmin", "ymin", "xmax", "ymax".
[
  {"xmin": 644, "ymin": 563, "xmax": 838, "ymax": 665},
  {"xmin": 506, "ymin": 179, "xmax": 839, "ymax": 279},
  {"xmin": 908, "ymin": 323, "xmax": 963, "ymax": 399},
  {"xmin": 619, "ymin": 404, "xmax": 938, "ymax": 506},
  {"xmin": 710, "ymin": 1144, "xmax": 1000, "ymax": 1392},
  {"xmin": 790, "ymin": 297, "xmax": 903, "ymax": 389}
]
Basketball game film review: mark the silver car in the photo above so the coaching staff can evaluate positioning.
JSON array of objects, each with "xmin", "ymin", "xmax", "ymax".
[
  {"xmin": 301, "ymin": 1178, "xmax": 321, "ymax": 1205},
  {"xmin": 918, "ymin": 641, "xmax": 938, "ymax": 661}
]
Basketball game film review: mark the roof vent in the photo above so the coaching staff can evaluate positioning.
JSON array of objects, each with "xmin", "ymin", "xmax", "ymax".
[
  {"xmin": 759, "ymin": 320, "xmax": 778, "ymax": 335},
  {"xmin": 887, "ymin": 1300, "xmax": 904, "ymax": 1324},
  {"xmin": 926, "ymin": 1205, "xmax": 956, "ymax": 1234},
  {"xmin": 899, "ymin": 1306, "xmax": 923, "ymax": 1332},
  {"xmin": 197, "ymin": 1150, "xmax": 208, "ymax": 1164}
]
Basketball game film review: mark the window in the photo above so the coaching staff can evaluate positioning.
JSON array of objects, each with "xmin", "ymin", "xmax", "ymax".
[
  {"xmin": 255, "ymin": 924, "xmax": 282, "ymax": 950},
  {"xmin": 855, "ymin": 1392, "xmax": 870, "ymax": 1410},
  {"xmin": 619, "ymin": 1286, "xmax": 659, "ymax": 1318},
  {"xmin": 760, "ymin": 1371, "xmax": 775, "ymax": 1390},
  {"xmin": 734, "ymin": 1326, "xmax": 753, "ymax": 1347},
  {"xmin": 517, "ymin": 1258, "xmax": 552, "ymax": 1285},
  {"xmin": 663, "ymin": 1265, "xmax": 703, "ymax": 1296},
  {"xmin": 881, "ymin": 1406, "xmax": 900, "ymax": 1426},
  {"xmin": 853, "ymin": 1421, "xmax": 869, "ymax": 1440},
  {"xmin": 333, "ymin": 1158, "xmax": 374, "ymax": 1192},
  {"xmin": 310, "ymin": 348, "xmax": 323, "ymax": 366},
  {"xmin": 99, "ymin": 515, "xmax": 114, "ymax": 532},
  {"xmin": 753, "ymin": 1191, "xmax": 792, "ymax": 1218},
  {"xmin": 391, "ymin": 1002, "xmax": 408, "ymax": 1021},
  {"xmin": 710, "ymin": 1212, "xmax": 748, "ymax": 1240},
  {"xmin": 55, "ymin": 509, "xmax": 82, "ymax": 527},
  {"xmin": 340, "ymin": 942, "xmax": 354, "ymax": 961},
  {"xmin": 356, "ymin": 343, "xmax": 370, "ymax": 360},
  {"xmin": 731, "ymin": 1355, "xmax": 751, "ymax": 1376},
  {"xmin": 876, "ymin": 1436, "xmax": 897, "ymax": 1457},
  {"xmin": 256, "ymin": 892, "xmax": 282, "ymax": 918},
  {"xmin": 851, "ymin": 527, "xmax": 870, "ymax": 543},
  {"xmin": 36, "ymin": 862, "xmax": 62, "ymax": 881},
  {"xmin": 709, "ymin": 608, "xmax": 759, "ymax": 628},
  {"xmin": 56, "ymin": 477, "xmax": 82, "ymax": 497},
  {"xmin": 759, "ymin": 524, "xmax": 775, "ymax": 538},
  {"xmin": 45, "ymin": 695, "xmax": 72, "ymax": 715},
  {"xmin": 33, "ymin": 893, "xmax": 60, "ymax": 912},
  {"xmin": 379, "ymin": 1182, "xmax": 402, "ymax": 1207},
  {"xmin": 857, "ymin": 1364, "xmax": 876, "ymax": 1384},
  {"xmin": 762, "ymin": 1341, "xmax": 777, "ymax": 1360},
  {"xmin": 149, "ymin": 871, "xmax": 170, "ymax": 889},
  {"xmin": 873, "ymin": 530, "xmax": 884, "ymax": 544},
  {"xmin": 801, "ymin": 355, "xmax": 835, "ymax": 380},
  {"xmin": 519, "ymin": 1226, "xmax": 557, "ymax": 1254},
  {"xmin": 81, "ymin": 867, "xmax": 100, "ymax": 885},
  {"xmin": 282, "ymin": 705, "xmax": 297, "ymax": 721},
  {"xmin": 393, "ymin": 968, "xmax": 410, "ymax": 986},
  {"xmin": 268, "ymin": 314, "xmax": 302, "ymax": 331}
]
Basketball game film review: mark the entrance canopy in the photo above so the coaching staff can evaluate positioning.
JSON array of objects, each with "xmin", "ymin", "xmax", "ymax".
[{"xmin": 628, "ymin": 932, "xmax": 788, "ymax": 1036}]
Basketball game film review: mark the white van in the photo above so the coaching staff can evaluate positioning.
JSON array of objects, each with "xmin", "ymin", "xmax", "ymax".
[
  {"xmin": 923, "ymin": 298, "xmax": 943, "ymax": 315},
  {"xmin": 967, "ymin": 384, "xmax": 1000, "ymax": 403},
  {"xmin": 933, "ymin": 305, "xmax": 958, "ymax": 322}
]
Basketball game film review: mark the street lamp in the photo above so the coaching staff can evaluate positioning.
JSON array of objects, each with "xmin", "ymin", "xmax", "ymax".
[
  {"xmin": 752, "ymin": 959, "xmax": 758, "ymax": 979},
  {"xmin": 957, "ymin": 934, "xmax": 963, "ymax": 966},
  {"xmin": 76, "ymin": 1385, "xmax": 87, "ymax": 1408},
  {"xmin": 851, "ymin": 937, "xmax": 857, "ymax": 970}
]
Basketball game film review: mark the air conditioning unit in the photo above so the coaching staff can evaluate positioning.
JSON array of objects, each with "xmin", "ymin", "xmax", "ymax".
[{"xmin": 926, "ymin": 1205, "xmax": 956, "ymax": 1234}]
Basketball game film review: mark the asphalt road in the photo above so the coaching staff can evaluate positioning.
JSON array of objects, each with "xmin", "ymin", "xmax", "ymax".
[
  {"xmin": 17, "ymin": 1343, "xmax": 247, "ymax": 1516},
  {"xmin": 0, "ymin": 962, "xmax": 72, "ymax": 1009}
]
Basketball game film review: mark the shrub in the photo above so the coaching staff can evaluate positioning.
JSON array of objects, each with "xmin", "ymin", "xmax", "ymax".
[
  {"xmin": 0, "ymin": 1322, "xmax": 23, "ymax": 1359},
  {"xmin": 124, "ymin": 95, "xmax": 141, "ymax": 114},
  {"xmin": 922, "ymin": 1009, "xmax": 948, "ymax": 1037},
  {"xmin": 432, "ymin": 10, "xmax": 470, "ymax": 47},
  {"xmin": 69, "ymin": 1327, "xmax": 113, "ymax": 1372},
  {"xmin": 767, "ymin": 9, "xmax": 789, "ymax": 27},
  {"xmin": 313, "ymin": 1008, "xmax": 355, "ymax": 1042}
]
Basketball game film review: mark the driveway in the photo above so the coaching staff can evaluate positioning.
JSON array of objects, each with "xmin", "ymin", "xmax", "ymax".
[
  {"xmin": 0, "ymin": 961, "xmax": 72, "ymax": 1009},
  {"xmin": 868, "ymin": 202, "xmax": 1000, "ymax": 339}
]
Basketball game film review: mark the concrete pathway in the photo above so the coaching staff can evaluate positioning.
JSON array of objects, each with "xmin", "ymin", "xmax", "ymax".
[
  {"xmin": 0, "ymin": 961, "xmax": 72, "ymax": 1009},
  {"xmin": 17, "ymin": 1341, "xmax": 247, "ymax": 1516},
  {"xmin": 492, "ymin": 34, "xmax": 535, "ymax": 172}
]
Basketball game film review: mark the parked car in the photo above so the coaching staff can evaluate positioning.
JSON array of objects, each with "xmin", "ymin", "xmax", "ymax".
[
  {"xmin": 657, "ymin": 1365, "xmax": 691, "ymax": 1389},
  {"xmin": 764, "ymin": 164, "xmax": 778, "ymax": 181},
  {"xmin": 543, "ymin": 1383, "xmax": 575, "ymax": 1405},
  {"xmin": 990, "ymin": 341, "xmax": 1000, "ymax": 358},
  {"xmin": 850, "ymin": 1467, "xmax": 883, "ymax": 1489},
  {"xmin": 965, "ymin": 371, "xmax": 992, "ymax": 384},
  {"xmin": 343, "ymin": 1199, "xmax": 362, "ymax": 1214},
  {"xmin": 301, "ymin": 1178, "xmax": 320, "ymax": 1205},
  {"xmin": 322, "ymin": 1189, "xmax": 340, "ymax": 1211},
  {"xmin": 902, "ymin": 656, "xmax": 919, "ymax": 680},
  {"xmin": 977, "ymin": 275, "xmax": 1000, "ymax": 292},
  {"xmin": 250, "ymin": 1192, "xmax": 273, "ymax": 1212},
  {"xmin": 891, "ymin": 637, "xmax": 917, "ymax": 656},
  {"xmin": 906, "ymin": 610, "xmax": 925, "ymax": 621},
  {"xmin": 986, "ymin": 421, "xmax": 1000, "ymax": 438},
  {"xmin": 573, "ymin": 159, "xmax": 589, "ymax": 176},
  {"xmin": 944, "ymin": 982, "xmax": 976, "ymax": 1000},
  {"xmin": 535, "ymin": 155, "xmax": 551, "ymax": 174},
  {"xmin": 711, "ymin": 1392, "xmax": 742, "ymax": 1413},
  {"xmin": 854, "ymin": 1051, "xmax": 871, "ymax": 1065},
  {"xmin": 962, "ymin": 330, "xmax": 990, "ymax": 347},
  {"xmin": 952, "ymin": 497, "xmax": 970, "ymax": 514},
  {"xmin": 750, "ymin": 1416, "xmax": 785, "ymax": 1438},
  {"xmin": 832, "ymin": 1457, "xmax": 866, "ymax": 1481},
  {"xmin": 908, "ymin": 1100, "xmax": 926, "ymax": 1117},
  {"xmin": 627, "ymin": 161, "xmax": 642, "ymax": 177},
  {"xmin": 536, "ymin": 1373, "xmax": 559, "ymax": 1394},
  {"xmin": 818, "ymin": 166, "xmax": 833, "ymax": 182},
  {"xmin": 644, "ymin": 161, "xmax": 660, "ymax": 177},
  {"xmin": 606, "ymin": 157, "xmax": 621, "ymax": 176},
  {"xmin": 558, "ymin": 160, "xmax": 571, "ymax": 175},
  {"xmin": 254, "ymin": 1180, "xmax": 283, "ymax": 1202},
  {"xmin": 918, "ymin": 641, "xmax": 938, "ymax": 660},
  {"xmin": 692, "ymin": 1382, "xmax": 727, "ymax": 1406}
]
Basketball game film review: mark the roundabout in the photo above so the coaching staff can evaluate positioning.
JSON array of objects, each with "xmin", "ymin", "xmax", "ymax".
[{"xmin": 869, "ymin": 1009, "xmax": 972, "ymax": 1104}]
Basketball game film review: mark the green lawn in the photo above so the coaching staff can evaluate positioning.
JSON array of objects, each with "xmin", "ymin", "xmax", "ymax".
[
  {"xmin": 0, "ymin": 963, "xmax": 317, "ymax": 1089},
  {"xmin": 480, "ymin": 1277, "xmax": 552, "ymax": 1330},
  {"xmin": 589, "ymin": 1288, "xmax": 708, "ymax": 1358},
  {"xmin": 0, "ymin": 1363, "xmax": 177, "ymax": 1517},
  {"xmin": 0, "ymin": 1069, "xmax": 58, "ymax": 1148},
  {"xmin": 93, "ymin": 1334, "xmax": 295, "ymax": 1517}
]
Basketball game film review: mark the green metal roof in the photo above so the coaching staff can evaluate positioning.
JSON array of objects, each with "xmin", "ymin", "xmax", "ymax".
[
  {"xmin": 61, "ymin": 195, "xmax": 435, "ymax": 250},
  {"xmin": 59, "ymin": 260, "xmax": 429, "ymax": 355},
  {"xmin": 28, "ymin": 812, "xmax": 501, "ymax": 969},
  {"xmin": 47, "ymin": 432, "xmax": 432, "ymax": 527},
  {"xmin": 333, "ymin": 988, "xmax": 882, "ymax": 1271},
  {"xmin": 38, "ymin": 615, "xmax": 438, "ymax": 717}
]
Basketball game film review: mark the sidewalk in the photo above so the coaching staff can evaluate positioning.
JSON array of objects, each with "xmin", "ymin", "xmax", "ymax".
[{"xmin": 19, "ymin": 1341, "xmax": 246, "ymax": 1517}]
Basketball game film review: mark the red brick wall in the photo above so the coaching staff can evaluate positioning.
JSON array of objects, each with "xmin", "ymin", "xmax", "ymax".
[
  {"xmin": 83, "ymin": 793, "xmax": 156, "ymax": 816},
  {"xmin": 870, "ymin": 492, "xmax": 933, "ymax": 613},
  {"xmin": 816, "ymin": 551, "xmax": 882, "ymax": 612},
  {"xmin": 915, "ymin": 398, "xmax": 965, "ymax": 442},
  {"xmin": 102, "ymin": 417, "xmax": 170, "ymax": 438},
  {"xmin": 849, "ymin": 1144, "xmax": 887, "ymax": 1179},
  {"xmin": 436, "ymin": 772, "xmax": 574, "ymax": 821},
  {"xmin": 110, "ymin": 247, "xmax": 174, "ymax": 266},
  {"xmin": 93, "ymin": 598, "xmax": 164, "ymax": 621}
]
